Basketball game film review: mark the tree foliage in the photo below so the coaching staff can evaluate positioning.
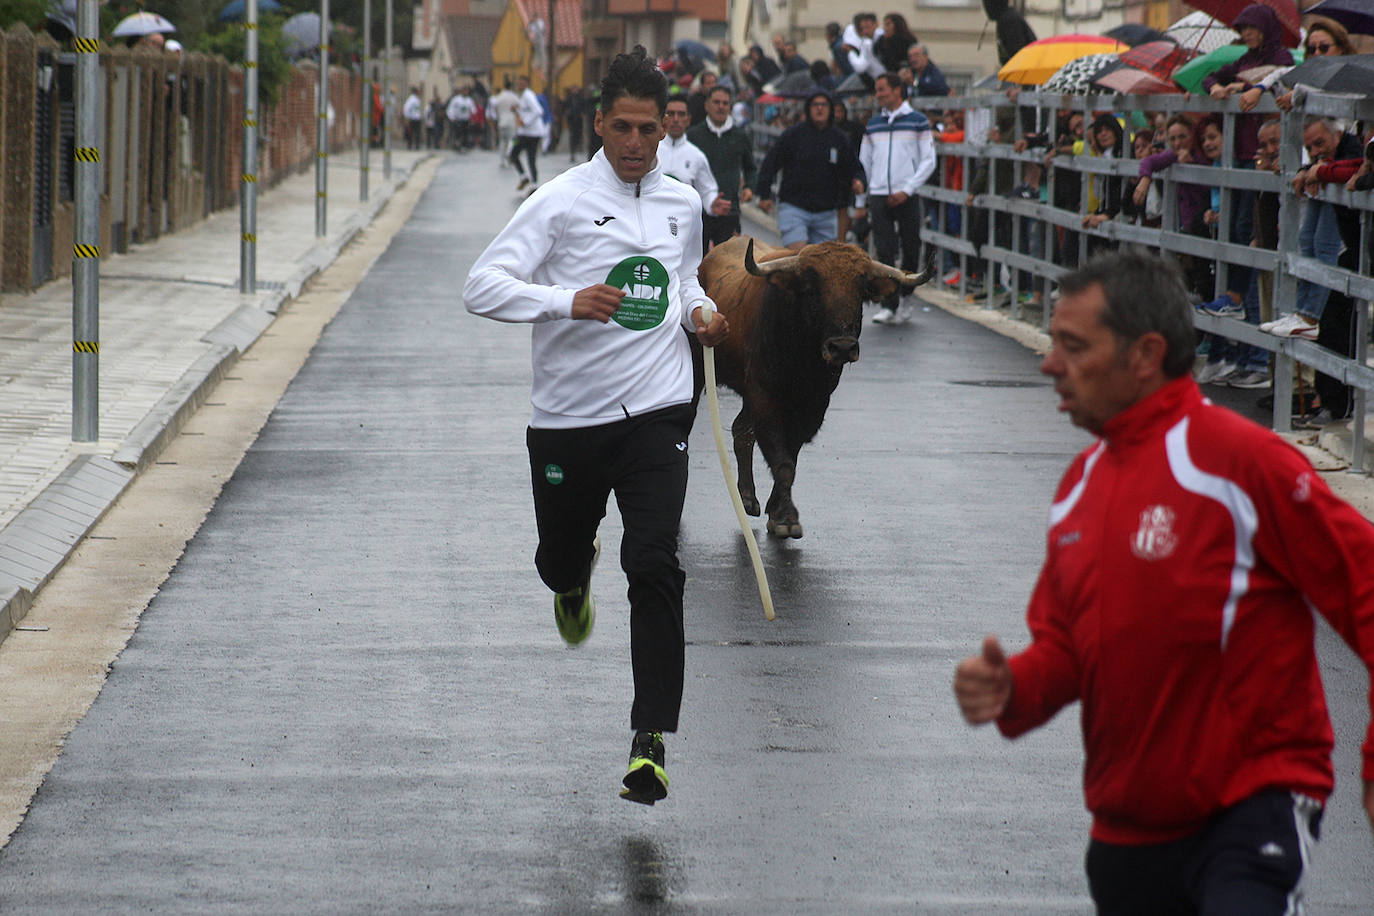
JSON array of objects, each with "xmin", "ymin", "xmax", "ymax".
[{"xmin": 196, "ymin": 15, "xmax": 293, "ymax": 106}]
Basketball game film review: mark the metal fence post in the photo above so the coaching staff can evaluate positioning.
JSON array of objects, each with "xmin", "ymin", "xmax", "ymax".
[
  {"xmin": 72, "ymin": 0, "xmax": 100, "ymax": 442},
  {"xmin": 240, "ymin": 0, "xmax": 258, "ymax": 293},
  {"xmin": 383, "ymin": 0, "xmax": 392, "ymax": 179},
  {"xmin": 360, "ymin": 0, "xmax": 370, "ymax": 202},
  {"xmin": 1353, "ymin": 209, "xmax": 1372, "ymax": 474},
  {"xmin": 316, "ymin": 0, "xmax": 329, "ymax": 236}
]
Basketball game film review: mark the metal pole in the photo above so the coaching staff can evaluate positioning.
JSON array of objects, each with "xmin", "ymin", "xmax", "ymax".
[
  {"xmin": 240, "ymin": 0, "xmax": 259, "ymax": 293},
  {"xmin": 383, "ymin": 0, "xmax": 392, "ymax": 179},
  {"xmin": 72, "ymin": 0, "xmax": 101, "ymax": 442},
  {"xmin": 316, "ymin": 0, "xmax": 330, "ymax": 236},
  {"xmin": 360, "ymin": 0, "xmax": 370, "ymax": 201}
]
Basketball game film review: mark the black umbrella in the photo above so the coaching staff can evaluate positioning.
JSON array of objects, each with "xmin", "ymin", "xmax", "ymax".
[
  {"xmin": 996, "ymin": 11, "xmax": 1038, "ymax": 65},
  {"xmin": 1104, "ymin": 23, "xmax": 1170, "ymax": 46},
  {"xmin": 1278, "ymin": 53, "xmax": 1374, "ymax": 93},
  {"xmin": 834, "ymin": 72, "xmax": 874, "ymax": 96},
  {"xmin": 768, "ymin": 71, "xmax": 822, "ymax": 98},
  {"xmin": 219, "ymin": 0, "xmax": 282, "ymax": 22},
  {"xmin": 1305, "ymin": 0, "xmax": 1374, "ymax": 35}
]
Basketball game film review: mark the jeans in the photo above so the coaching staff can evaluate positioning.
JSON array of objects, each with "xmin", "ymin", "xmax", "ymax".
[
  {"xmin": 777, "ymin": 202, "xmax": 838, "ymax": 246},
  {"xmin": 1296, "ymin": 199, "xmax": 1343, "ymax": 320}
]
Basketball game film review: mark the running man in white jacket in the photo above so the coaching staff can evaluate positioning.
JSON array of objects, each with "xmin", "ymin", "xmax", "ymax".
[
  {"xmin": 463, "ymin": 47, "xmax": 727, "ymax": 807},
  {"xmin": 658, "ymin": 96, "xmax": 730, "ymax": 217}
]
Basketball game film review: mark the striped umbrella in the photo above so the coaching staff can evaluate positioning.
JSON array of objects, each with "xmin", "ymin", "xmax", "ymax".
[
  {"xmin": 1093, "ymin": 64, "xmax": 1184, "ymax": 95},
  {"xmin": 1119, "ymin": 40, "xmax": 1199, "ymax": 81},
  {"xmin": 997, "ymin": 34, "xmax": 1126, "ymax": 85}
]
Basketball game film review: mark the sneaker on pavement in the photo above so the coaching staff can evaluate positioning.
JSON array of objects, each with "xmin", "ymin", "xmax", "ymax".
[
  {"xmin": 872, "ymin": 306, "xmax": 896, "ymax": 325},
  {"xmin": 517, "ymin": 177, "xmax": 531, "ymax": 190},
  {"xmin": 1195, "ymin": 359, "xmax": 1237, "ymax": 385},
  {"xmin": 1202, "ymin": 295, "xmax": 1246, "ymax": 318},
  {"xmin": 1294, "ymin": 408, "xmax": 1337, "ymax": 430},
  {"xmin": 620, "ymin": 730, "xmax": 669, "ymax": 805},
  {"xmin": 891, "ymin": 303, "xmax": 914, "ymax": 324},
  {"xmin": 1265, "ymin": 313, "xmax": 1318, "ymax": 340},
  {"xmin": 942, "ymin": 270, "xmax": 961, "ymax": 287},
  {"xmin": 1227, "ymin": 370, "xmax": 1271, "ymax": 389},
  {"xmin": 553, "ymin": 535, "xmax": 599, "ymax": 646}
]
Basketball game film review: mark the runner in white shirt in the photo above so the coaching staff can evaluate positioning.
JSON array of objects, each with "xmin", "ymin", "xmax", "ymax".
[{"xmin": 657, "ymin": 97, "xmax": 729, "ymax": 216}]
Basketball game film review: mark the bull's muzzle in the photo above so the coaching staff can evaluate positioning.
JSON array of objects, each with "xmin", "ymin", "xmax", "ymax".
[{"xmin": 823, "ymin": 336, "xmax": 860, "ymax": 364}]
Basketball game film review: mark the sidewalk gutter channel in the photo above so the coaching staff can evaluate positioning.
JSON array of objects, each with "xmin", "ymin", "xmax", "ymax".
[{"xmin": 0, "ymin": 159, "xmax": 420, "ymax": 645}]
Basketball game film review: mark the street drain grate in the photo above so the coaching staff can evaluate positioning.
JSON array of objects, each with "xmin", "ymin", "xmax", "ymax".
[{"xmin": 950, "ymin": 379, "xmax": 1049, "ymax": 388}]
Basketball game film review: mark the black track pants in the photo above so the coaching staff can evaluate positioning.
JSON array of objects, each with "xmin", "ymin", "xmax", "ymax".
[
  {"xmin": 510, "ymin": 135, "xmax": 539, "ymax": 183},
  {"xmin": 1086, "ymin": 790, "xmax": 1322, "ymax": 915},
  {"xmin": 526, "ymin": 403, "xmax": 694, "ymax": 732}
]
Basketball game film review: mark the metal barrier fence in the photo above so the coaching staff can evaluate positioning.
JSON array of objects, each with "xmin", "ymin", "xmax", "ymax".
[{"xmin": 750, "ymin": 89, "xmax": 1374, "ymax": 469}]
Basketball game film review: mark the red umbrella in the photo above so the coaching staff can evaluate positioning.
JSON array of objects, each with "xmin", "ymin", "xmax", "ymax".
[
  {"xmin": 1092, "ymin": 64, "xmax": 1185, "ymax": 94},
  {"xmin": 1184, "ymin": 0, "xmax": 1301, "ymax": 48},
  {"xmin": 1118, "ymin": 40, "xmax": 1200, "ymax": 80}
]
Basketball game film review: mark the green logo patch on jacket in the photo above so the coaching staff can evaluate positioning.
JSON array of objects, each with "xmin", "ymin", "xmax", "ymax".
[{"xmin": 605, "ymin": 257, "xmax": 670, "ymax": 331}]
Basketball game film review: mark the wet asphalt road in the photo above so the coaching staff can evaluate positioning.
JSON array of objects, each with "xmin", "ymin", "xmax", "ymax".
[{"xmin": 0, "ymin": 151, "xmax": 1371, "ymax": 913}]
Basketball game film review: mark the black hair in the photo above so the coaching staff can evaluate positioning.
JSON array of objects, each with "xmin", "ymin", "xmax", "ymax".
[
  {"xmin": 1058, "ymin": 251, "xmax": 1196, "ymax": 378},
  {"xmin": 876, "ymin": 71, "xmax": 902, "ymax": 92},
  {"xmin": 599, "ymin": 46, "xmax": 669, "ymax": 115}
]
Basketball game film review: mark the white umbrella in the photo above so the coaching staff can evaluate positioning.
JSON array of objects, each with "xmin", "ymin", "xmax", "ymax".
[
  {"xmin": 111, "ymin": 11, "xmax": 176, "ymax": 37},
  {"xmin": 1165, "ymin": 11, "xmax": 1239, "ymax": 55}
]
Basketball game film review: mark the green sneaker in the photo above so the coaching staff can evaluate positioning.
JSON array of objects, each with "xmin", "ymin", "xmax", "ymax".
[
  {"xmin": 619, "ymin": 730, "xmax": 669, "ymax": 805},
  {"xmin": 553, "ymin": 535, "xmax": 599, "ymax": 645}
]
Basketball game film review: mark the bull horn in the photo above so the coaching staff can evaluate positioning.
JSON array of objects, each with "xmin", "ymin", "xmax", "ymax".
[
  {"xmin": 744, "ymin": 238, "xmax": 801, "ymax": 277},
  {"xmin": 867, "ymin": 249, "xmax": 937, "ymax": 287}
]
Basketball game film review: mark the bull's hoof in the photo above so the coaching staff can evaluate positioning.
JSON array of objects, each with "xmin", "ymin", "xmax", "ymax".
[
  {"xmin": 741, "ymin": 495, "xmax": 761, "ymax": 517},
  {"xmin": 766, "ymin": 518, "xmax": 804, "ymax": 539}
]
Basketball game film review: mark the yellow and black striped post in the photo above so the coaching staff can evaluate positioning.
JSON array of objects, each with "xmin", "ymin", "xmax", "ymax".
[
  {"xmin": 315, "ymin": 0, "xmax": 330, "ymax": 237},
  {"xmin": 73, "ymin": 0, "xmax": 101, "ymax": 441},
  {"xmin": 240, "ymin": 0, "xmax": 259, "ymax": 293}
]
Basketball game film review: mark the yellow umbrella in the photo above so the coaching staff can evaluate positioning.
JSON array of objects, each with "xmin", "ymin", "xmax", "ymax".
[{"xmin": 997, "ymin": 34, "xmax": 1126, "ymax": 85}]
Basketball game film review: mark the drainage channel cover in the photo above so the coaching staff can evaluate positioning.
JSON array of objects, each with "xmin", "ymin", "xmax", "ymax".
[{"xmin": 950, "ymin": 379, "xmax": 1049, "ymax": 388}]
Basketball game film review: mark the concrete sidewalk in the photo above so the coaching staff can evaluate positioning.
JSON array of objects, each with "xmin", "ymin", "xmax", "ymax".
[{"xmin": 0, "ymin": 148, "xmax": 433, "ymax": 637}]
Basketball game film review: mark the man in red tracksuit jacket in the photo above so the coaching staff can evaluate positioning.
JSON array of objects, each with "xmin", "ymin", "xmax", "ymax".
[{"xmin": 954, "ymin": 250, "xmax": 1374, "ymax": 914}]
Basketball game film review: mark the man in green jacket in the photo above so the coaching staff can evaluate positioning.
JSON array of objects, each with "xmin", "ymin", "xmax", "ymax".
[{"xmin": 688, "ymin": 86, "xmax": 757, "ymax": 253}]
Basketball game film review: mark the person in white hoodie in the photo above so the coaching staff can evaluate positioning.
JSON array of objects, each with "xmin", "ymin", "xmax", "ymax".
[{"xmin": 463, "ymin": 47, "xmax": 727, "ymax": 807}]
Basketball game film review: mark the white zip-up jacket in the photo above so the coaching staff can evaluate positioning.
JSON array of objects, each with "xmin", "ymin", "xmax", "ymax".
[
  {"xmin": 656, "ymin": 133, "xmax": 719, "ymax": 214},
  {"xmin": 859, "ymin": 101, "xmax": 937, "ymax": 197},
  {"xmin": 515, "ymin": 88, "xmax": 545, "ymax": 138},
  {"xmin": 464, "ymin": 149, "xmax": 713, "ymax": 429}
]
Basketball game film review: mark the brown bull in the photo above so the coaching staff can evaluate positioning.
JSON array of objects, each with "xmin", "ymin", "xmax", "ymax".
[{"xmin": 698, "ymin": 236, "xmax": 934, "ymax": 538}]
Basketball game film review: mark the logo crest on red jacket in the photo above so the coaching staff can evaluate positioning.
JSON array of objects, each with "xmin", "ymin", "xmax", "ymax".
[{"xmin": 1131, "ymin": 504, "xmax": 1178, "ymax": 561}]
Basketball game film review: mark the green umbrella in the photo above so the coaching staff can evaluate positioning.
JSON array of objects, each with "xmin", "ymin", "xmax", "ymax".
[{"xmin": 1171, "ymin": 43, "xmax": 1247, "ymax": 93}]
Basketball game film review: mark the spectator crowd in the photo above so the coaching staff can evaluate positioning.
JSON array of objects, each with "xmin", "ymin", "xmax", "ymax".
[{"xmin": 444, "ymin": 6, "xmax": 1373, "ymax": 425}]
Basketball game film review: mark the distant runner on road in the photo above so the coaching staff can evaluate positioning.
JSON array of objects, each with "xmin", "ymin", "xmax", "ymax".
[
  {"xmin": 953, "ymin": 250, "xmax": 1374, "ymax": 913},
  {"xmin": 463, "ymin": 47, "xmax": 727, "ymax": 806}
]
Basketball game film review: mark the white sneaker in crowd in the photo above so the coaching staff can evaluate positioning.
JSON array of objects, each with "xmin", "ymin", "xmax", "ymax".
[
  {"xmin": 892, "ymin": 303, "xmax": 914, "ymax": 324},
  {"xmin": 1264, "ymin": 313, "xmax": 1318, "ymax": 340},
  {"xmin": 1227, "ymin": 370, "xmax": 1271, "ymax": 389},
  {"xmin": 872, "ymin": 307, "xmax": 896, "ymax": 325},
  {"xmin": 1195, "ymin": 360, "xmax": 1237, "ymax": 385}
]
